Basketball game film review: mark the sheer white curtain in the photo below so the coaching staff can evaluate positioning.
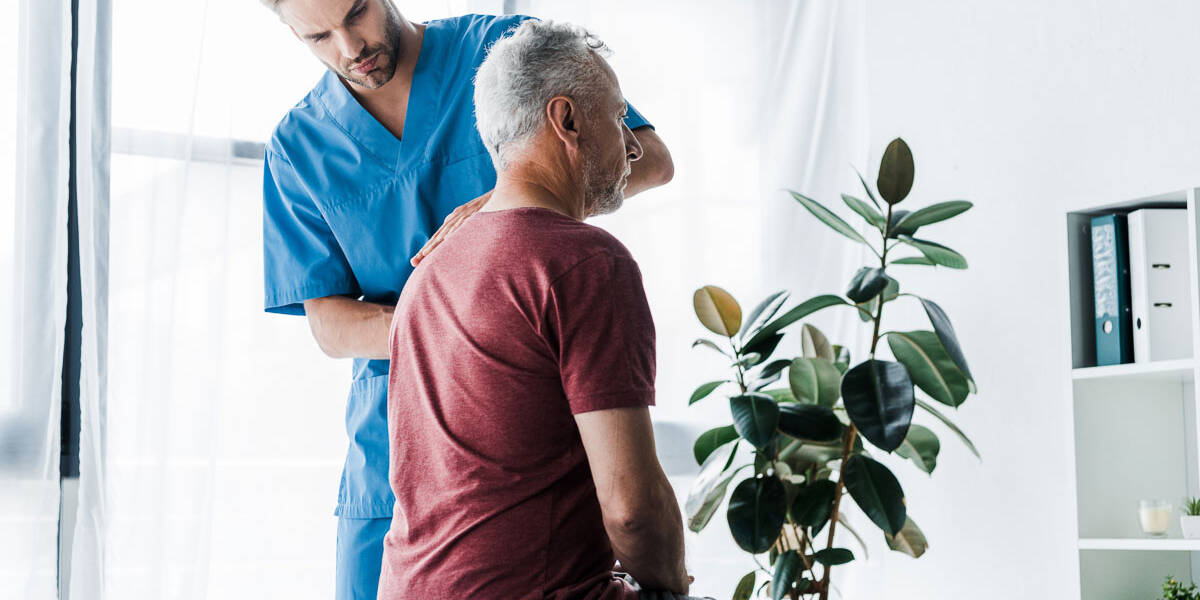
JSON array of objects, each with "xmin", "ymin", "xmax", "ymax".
[
  {"xmin": 98, "ymin": 2, "xmax": 498, "ymax": 599},
  {"xmin": 511, "ymin": 2, "xmax": 868, "ymax": 596},
  {"xmin": 2, "ymin": 1, "xmax": 72, "ymax": 598}
]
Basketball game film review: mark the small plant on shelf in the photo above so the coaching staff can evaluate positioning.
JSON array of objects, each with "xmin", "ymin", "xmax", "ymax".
[
  {"xmin": 1184, "ymin": 498, "xmax": 1200, "ymax": 517},
  {"xmin": 1181, "ymin": 497, "xmax": 1200, "ymax": 540},
  {"xmin": 1162, "ymin": 576, "xmax": 1200, "ymax": 600}
]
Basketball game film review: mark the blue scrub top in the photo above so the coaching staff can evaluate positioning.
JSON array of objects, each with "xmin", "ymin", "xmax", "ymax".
[{"xmin": 262, "ymin": 14, "xmax": 652, "ymax": 518}]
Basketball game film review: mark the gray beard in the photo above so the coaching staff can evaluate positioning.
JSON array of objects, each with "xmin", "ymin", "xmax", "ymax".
[{"xmin": 584, "ymin": 160, "xmax": 628, "ymax": 217}]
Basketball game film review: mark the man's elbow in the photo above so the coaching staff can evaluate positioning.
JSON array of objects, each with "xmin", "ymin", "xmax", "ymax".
[{"xmin": 646, "ymin": 147, "xmax": 674, "ymax": 188}]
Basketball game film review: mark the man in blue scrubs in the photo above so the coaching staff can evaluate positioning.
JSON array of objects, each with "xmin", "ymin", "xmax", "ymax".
[{"xmin": 258, "ymin": 1, "xmax": 674, "ymax": 598}]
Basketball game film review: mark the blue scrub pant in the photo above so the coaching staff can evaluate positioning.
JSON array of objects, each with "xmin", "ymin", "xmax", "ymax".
[{"xmin": 335, "ymin": 516, "xmax": 390, "ymax": 600}]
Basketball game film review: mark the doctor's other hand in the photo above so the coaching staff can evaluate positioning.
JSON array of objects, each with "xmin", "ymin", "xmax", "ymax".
[{"xmin": 410, "ymin": 189, "xmax": 493, "ymax": 267}]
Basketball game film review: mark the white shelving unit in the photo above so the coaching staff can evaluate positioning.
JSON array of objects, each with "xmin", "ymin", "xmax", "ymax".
[{"xmin": 1066, "ymin": 189, "xmax": 1200, "ymax": 599}]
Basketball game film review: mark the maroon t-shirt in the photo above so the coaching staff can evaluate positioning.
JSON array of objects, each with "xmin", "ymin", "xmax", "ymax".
[{"xmin": 379, "ymin": 207, "xmax": 655, "ymax": 600}]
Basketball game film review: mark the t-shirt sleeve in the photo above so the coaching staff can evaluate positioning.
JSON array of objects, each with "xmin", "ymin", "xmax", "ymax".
[
  {"xmin": 546, "ymin": 251, "xmax": 656, "ymax": 414},
  {"xmin": 262, "ymin": 149, "xmax": 361, "ymax": 316}
]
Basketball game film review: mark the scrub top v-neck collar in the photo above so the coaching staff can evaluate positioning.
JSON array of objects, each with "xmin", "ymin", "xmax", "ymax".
[{"xmin": 312, "ymin": 22, "xmax": 444, "ymax": 172}]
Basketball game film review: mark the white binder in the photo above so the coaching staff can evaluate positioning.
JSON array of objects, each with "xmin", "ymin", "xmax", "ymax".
[{"xmin": 1128, "ymin": 208, "xmax": 1192, "ymax": 362}]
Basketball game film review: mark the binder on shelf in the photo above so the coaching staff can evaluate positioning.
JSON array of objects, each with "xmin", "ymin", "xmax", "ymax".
[
  {"xmin": 1091, "ymin": 214, "xmax": 1133, "ymax": 366},
  {"xmin": 1128, "ymin": 208, "xmax": 1193, "ymax": 362}
]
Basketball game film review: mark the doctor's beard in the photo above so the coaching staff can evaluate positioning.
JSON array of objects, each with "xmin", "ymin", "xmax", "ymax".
[{"xmin": 330, "ymin": 2, "xmax": 405, "ymax": 89}]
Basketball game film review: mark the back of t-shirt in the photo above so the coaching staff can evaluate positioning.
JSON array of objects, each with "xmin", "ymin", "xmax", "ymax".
[{"xmin": 379, "ymin": 207, "xmax": 654, "ymax": 600}]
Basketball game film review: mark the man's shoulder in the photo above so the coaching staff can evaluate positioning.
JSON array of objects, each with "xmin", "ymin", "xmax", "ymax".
[{"xmin": 265, "ymin": 72, "xmax": 335, "ymax": 162}]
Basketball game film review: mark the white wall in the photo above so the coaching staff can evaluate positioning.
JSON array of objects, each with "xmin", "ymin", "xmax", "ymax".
[{"xmin": 842, "ymin": 2, "xmax": 1200, "ymax": 598}]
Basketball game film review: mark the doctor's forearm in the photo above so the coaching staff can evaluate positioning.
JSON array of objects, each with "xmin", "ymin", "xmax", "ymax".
[
  {"xmin": 303, "ymin": 296, "xmax": 395, "ymax": 360},
  {"xmin": 624, "ymin": 127, "xmax": 674, "ymax": 198}
]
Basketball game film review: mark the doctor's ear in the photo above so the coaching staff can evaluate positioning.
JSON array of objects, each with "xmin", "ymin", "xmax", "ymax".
[{"xmin": 545, "ymin": 96, "xmax": 581, "ymax": 150}]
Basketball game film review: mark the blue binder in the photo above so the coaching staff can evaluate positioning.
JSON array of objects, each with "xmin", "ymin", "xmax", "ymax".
[{"xmin": 1091, "ymin": 214, "xmax": 1133, "ymax": 365}]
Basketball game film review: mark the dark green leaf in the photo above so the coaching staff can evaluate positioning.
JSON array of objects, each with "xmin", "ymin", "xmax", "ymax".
[
  {"xmin": 877, "ymin": 138, "xmax": 914, "ymax": 205},
  {"xmin": 890, "ymin": 256, "xmax": 935, "ymax": 266},
  {"xmin": 689, "ymin": 380, "xmax": 727, "ymax": 406},
  {"xmin": 842, "ymin": 193, "xmax": 886, "ymax": 231},
  {"xmin": 758, "ymin": 359, "xmax": 792, "ymax": 380},
  {"xmin": 846, "ymin": 267, "xmax": 890, "ymax": 303},
  {"xmin": 843, "ymin": 454, "xmax": 907, "ymax": 536},
  {"xmin": 685, "ymin": 443, "xmax": 743, "ymax": 532},
  {"xmin": 885, "ymin": 516, "xmax": 929, "ymax": 558},
  {"xmin": 896, "ymin": 424, "xmax": 940, "ymax": 474},
  {"xmin": 778, "ymin": 404, "xmax": 842, "ymax": 442},
  {"xmin": 854, "ymin": 166, "xmax": 882, "ymax": 209},
  {"xmin": 744, "ymin": 295, "xmax": 847, "ymax": 351},
  {"xmin": 841, "ymin": 360, "xmax": 915, "ymax": 452},
  {"xmin": 788, "ymin": 357, "xmax": 842, "ymax": 407},
  {"xmin": 771, "ymin": 550, "xmax": 801, "ymax": 600},
  {"xmin": 694, "ymin": 285, "xmax": 742, "ymax": 337},
  {"xmin": 916, "ymin": 397, "xmax": 981, "ymax": 459},
  {"xmin": 788, "ymin": 191, "xmax": 871, "ymax": 246},
  {"xmin": 886, "ymin": 209, "xmax": 914, "ymax": 238},
  {"xmin": 800, "ymin": 324, "xmax": 834, "ymax": 361},
  {"xmin": 732, "ymin": 571, "xmax": 756, "ymax": 600},
  {"xmin": 742, "ymin": 333, "xmax": 784, "ymax": 365},
  {"xmin": 898, "ymin": 235, "xmax": 968, "ymax": 269},
  {"xmin": 692, "ymin": 338, "xmax": 730, "ymax": 357},
  {"xmin": 886, "ymin": 330, "xmax": 970, "ymax": 408},
  {"xmin": 895, "ymin": 200, "xmax": 972, "ymax": 230},
  {"xmin": 693, "ymin": 424, "xmax": 739, "ymax": 465},
  {"xmin": 732, "ymin": 353, "xmax": 763, "ymax": 369},
  {"xmin": 731, "ymin": 393, "xmax": 781, "ymax": 449},
  {"xmin": 739, "ymin": 290, "xmax": 790, "ymax": 340},
  {"xmin": 789, "ymin": 479, "xmax": 837, "ymax": 531},
  {"xmin": 917, "ymin": 297, "xmax": 976, "ymax": 387},
  {"xmin": 832, "ymin": 345, "xmax": 852, "ymax": 371},
  {"xmin": 727, "ymin": 475, "xmax": 788, "ymax": 553},
  {"xmin": 811, "ymin": 548, "xmax": 855, "ymax": 566}
]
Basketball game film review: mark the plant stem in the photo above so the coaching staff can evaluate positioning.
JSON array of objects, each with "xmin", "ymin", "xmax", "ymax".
[{"xmin": 819, "ymin": 203, "xmax": 892, "ymax": 600}]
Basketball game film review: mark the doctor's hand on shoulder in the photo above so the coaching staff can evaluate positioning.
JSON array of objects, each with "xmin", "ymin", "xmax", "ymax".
[{"xmin": 410, "ymin": 189, "xmax": 493, "ymax": 267}]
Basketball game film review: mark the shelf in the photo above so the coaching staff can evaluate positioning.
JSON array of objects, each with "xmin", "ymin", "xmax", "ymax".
[
  {"xmin": 1071, "ymin": 359, "xmax": 1195, "ymax": 383},
  {"xmin": 1079, "ymin": 538, "xmax": 1200, "ymax": 551}
]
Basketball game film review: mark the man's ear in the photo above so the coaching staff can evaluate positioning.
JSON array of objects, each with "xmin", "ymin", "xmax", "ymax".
[{"xmin": 545, "ymin": 96, "xmax": 581, "ymax": 152}]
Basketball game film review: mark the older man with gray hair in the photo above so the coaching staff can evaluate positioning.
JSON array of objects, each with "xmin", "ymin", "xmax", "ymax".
[{"xmin": 379, "ymin": 19, "xmax": 703, "ymax": 600}]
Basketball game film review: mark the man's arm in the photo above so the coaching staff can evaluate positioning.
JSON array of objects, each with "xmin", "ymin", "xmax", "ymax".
[
  {"xmin": 575, "ymin": 406, "xmax": 688, "ymax": 595},
  {"xmin": 302, "ymin": 296, "xmax": 394, "ymax": 359}
]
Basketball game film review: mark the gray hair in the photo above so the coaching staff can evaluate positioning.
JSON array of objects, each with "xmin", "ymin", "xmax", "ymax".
[{"xmin": 474, "ymin": 20, "xmax": 612, "ymax": 171}]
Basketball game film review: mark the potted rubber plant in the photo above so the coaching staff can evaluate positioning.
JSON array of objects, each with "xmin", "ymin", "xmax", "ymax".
[{"xmin": 685, "ymin": 138, "xmax": 980, "ymax": 600}]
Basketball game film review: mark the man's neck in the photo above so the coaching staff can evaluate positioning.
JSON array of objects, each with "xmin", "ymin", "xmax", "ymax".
[{"xmin": 484, "ymin": 164, "xmax": 587, "ymax": 221}]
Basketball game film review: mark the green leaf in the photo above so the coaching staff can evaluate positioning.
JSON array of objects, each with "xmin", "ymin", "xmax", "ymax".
[
  {"xmin": 886, "ymin": 209, "xmax": 914, "ymax": 238},
  {"xmin": 916, "ymin": 397, "xmax": 981, "ymax": 459},
  {"xmin": 727, "ymin": 475, "xmax": 788, "ymax": 553},
  {"xmin": 739, "ymin": 290, "xmax": 790, "ymax": 340},
  {"xmin": 763, "ymin": 388, "xmax": 795, "ymax": 403},
  {"xmin": 732, "ymin": 571, "xmax": 756, "ymax": 600},
  {"xmin": 689, "ymin": 380, "xmax": 727, "ymax": 406},
  {"xmin": 731, "ymin": 393, "xmax": 781, "ymax": 449},
  {"xmin": 800, "ymin": 324, "xmax": 835, "ymax": 361},
  {"xmin": 788, "ymin": 358, "xmax": 842, "ymax": 407},
  {"xmin": 744, "ymin": 295, "xmax": 847, "ymax": 351},
  {"xmin": 841, "ymin": 360, "xmax": 915, "ymax": 452},
  {"xmin": 885, "ymin": 516, "xmax": 929, "ymax": 558},
  {"xmin": 889, "ymin": 256, "xmax": 935, "ymax": 266},
  {"xmin": 896, "ymin": 424, "xmax": 940, "ymax": 474},
  {"xmin": 788, "ymin": 191, "xmax": 871, "ymax": 246},
  {"xmin": 877, "ymin": 137, "xmax": 914, "ymax": 205},
  {"xmin": 843, "ymin": 454, "xmax": 907, "ymax": 536},
  {"xmin": 846, "ymin": 267, "xmax": 890, "ymax": 303},
  {"xmin": 842, "ymin": 193, "xmax": 886, "ymax": 231},
  {"xmin": 685, "ymin": 443, "xmax": 743, "ymax": 532},
  {"xmin": 895, "ymin": 200, "xmax": 972, "ymax": 231},
  {"xmin": 897, "ymin": 235, "xmax": 968, "ymax": 269},
  {"xmin": 771, "ymin": 550, "xmax": 801, "ymax": 600},
  {"xmin": 811, "ymin": 548, "xmax": 855, "ymax": 566},
  {"xmin": 832, "ymin": 345, "xmax": 852, "ymax": 371},
  {"xmin": 693, "ymin": 285, "xmax": 742, "ymax": 337},
  {"xmin": 732, "ymin": 353, "xmax": 763, "ymax": 370},
  {"xmin": 854, "ymin": 166, "xmax": 882, "ymax": 209},
  {"xmin": 789, "ymin": 479, "xmax": 837, "ymax": 531},
  {"xmin": 742, "ymin": 333, "xmax": 784, "ymax": 366},
  {"xmin": 758, "ymin": 359, "xmax": 792, "ymax": 380},
  {"xmin": 692, "ymin": 338, "xmax": 730, "ymax": 357},
  {"xmin": 886, "ymin": 330, "xmax": 970, "ymax": 408},
  {"xmin": 693, "ymin": 424, "xmax": 739, "ymax": 465},
  {"xmin": 917, "ymin": 297, "xmax": 976, "ymax": 387},
  {"xmin": 778, "ymin": 404, "xmax": 842, "ymax": 442}
]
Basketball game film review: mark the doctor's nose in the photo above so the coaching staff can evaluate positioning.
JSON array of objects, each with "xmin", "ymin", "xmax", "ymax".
[{"xmin": 332, "ymin": 30, "xmax": 366, "ymax": 62}]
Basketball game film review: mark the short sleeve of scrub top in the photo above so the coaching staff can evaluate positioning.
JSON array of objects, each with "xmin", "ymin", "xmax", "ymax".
[{"xmin": 262, "ymin": 149, "xmax": 363, "ymax": 315}]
